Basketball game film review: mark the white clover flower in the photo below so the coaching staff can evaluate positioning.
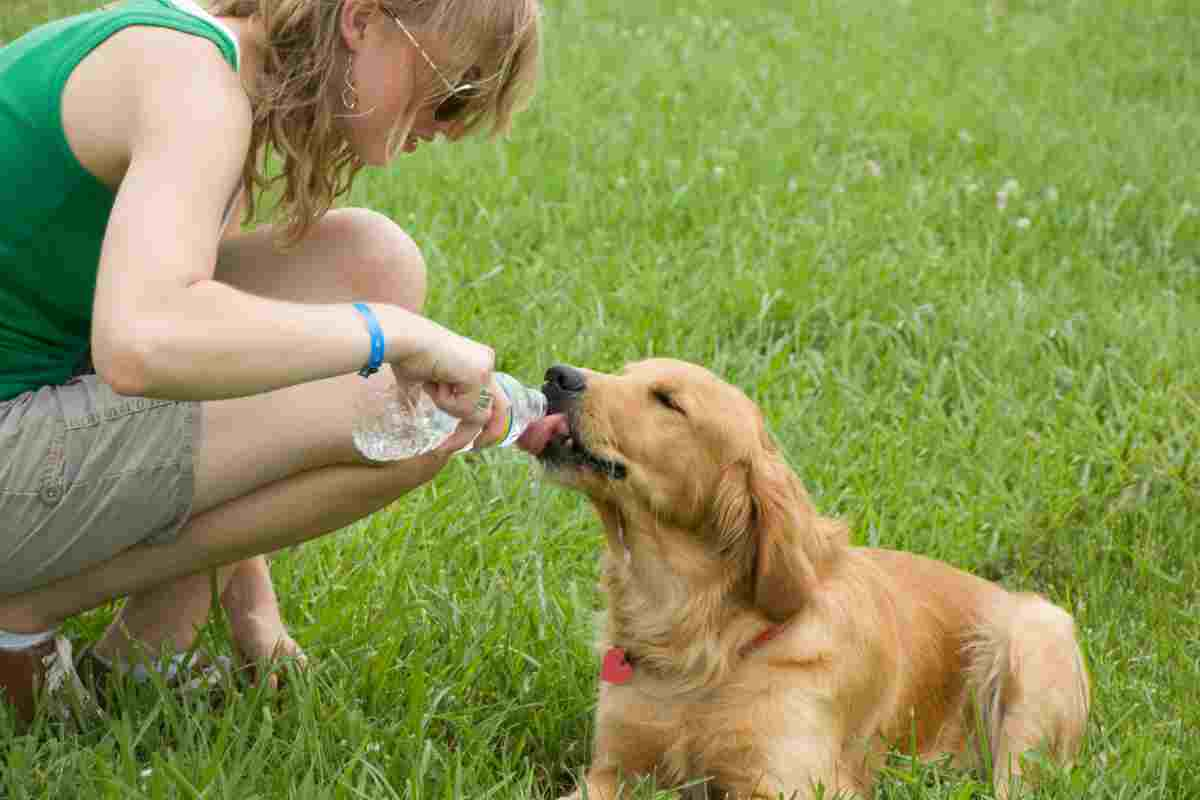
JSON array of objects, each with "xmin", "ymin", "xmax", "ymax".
[
  {"xmin": 1015, "ymin": 217, "xmax": 1031, "ymax": 229},
  {"xmin": 866, "ymin": 160, "xmax": 882, "ymax": 178}
]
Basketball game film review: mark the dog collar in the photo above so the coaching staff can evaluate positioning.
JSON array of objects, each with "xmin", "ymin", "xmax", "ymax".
[{"xmin": 600, "ymin": 625, "xmax": 784, "ymax": 685}]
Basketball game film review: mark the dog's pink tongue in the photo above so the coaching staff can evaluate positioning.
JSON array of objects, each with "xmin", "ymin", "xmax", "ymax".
[{"xmin": 517, "ymin": 413, "xmax": 569, "ymax": 456}]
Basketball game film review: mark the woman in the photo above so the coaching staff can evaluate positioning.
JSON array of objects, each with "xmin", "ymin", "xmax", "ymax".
[{"xmin": 0, "ymin": 0, "xmax": 540, "ymax": 726}]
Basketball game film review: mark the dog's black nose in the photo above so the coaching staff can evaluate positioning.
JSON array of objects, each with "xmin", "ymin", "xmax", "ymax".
[
  {"xmin": 545, "ymin": 364, "xmax": 587, "ymax": 394},
  {"xmin": 543, "ymin": 365, "xmax": 586, "ymax": 414}
]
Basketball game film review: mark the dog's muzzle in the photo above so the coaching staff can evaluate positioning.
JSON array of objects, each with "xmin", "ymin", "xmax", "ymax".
[{"xmin": 542, "ymin": 364, "xmax": 587, "ymax": 415}]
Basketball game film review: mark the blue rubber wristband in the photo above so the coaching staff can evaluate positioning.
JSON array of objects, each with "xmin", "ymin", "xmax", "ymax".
[{"xmin": 352, "ymin": 303, "xmax": 385, "ymax": 378}]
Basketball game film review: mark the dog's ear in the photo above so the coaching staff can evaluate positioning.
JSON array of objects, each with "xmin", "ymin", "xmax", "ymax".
[{"xmin": 714, "ymin": 438, "xmax": 840, "ymax": 622}]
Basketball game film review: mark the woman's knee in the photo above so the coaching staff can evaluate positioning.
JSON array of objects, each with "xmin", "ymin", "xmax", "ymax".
[
  {"xmin": 217, "ymin": 209, "xmax": 427, "ymax": 310},
  {"xmin": 329, "ymin": 208, "xmax": 427, "ymax": 313}
]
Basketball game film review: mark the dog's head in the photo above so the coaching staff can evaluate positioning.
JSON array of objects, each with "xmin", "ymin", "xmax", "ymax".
[{"xmin": 519, "ymin": 358, "xmax": 842, "ymax": 621}]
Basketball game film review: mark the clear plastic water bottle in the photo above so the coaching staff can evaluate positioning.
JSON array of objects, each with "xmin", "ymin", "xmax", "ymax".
[{"xmin": 352, "ymin": 372, "xmax": 547, "ymax": 461}]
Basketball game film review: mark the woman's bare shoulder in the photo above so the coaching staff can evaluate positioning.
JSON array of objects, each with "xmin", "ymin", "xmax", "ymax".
[{"xmin": 62, "ymin": 23, "xmax": 251, "ymax": 188}]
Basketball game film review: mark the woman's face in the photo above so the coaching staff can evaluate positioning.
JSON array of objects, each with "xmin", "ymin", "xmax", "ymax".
[{"xmin": 337, "ymin": 4, "xmax": 466, "ymax": 165}]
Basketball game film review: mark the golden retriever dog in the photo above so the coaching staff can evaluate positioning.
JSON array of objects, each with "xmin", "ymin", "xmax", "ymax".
[{"xmin": 516, "ymin": 359, "xmax": 1090, "ymax": 800}]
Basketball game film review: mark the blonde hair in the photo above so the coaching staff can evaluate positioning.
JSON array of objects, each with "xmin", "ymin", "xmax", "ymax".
[{"xmin": 207, "ymin": 0, "xmax": 541, "ymax": 243}]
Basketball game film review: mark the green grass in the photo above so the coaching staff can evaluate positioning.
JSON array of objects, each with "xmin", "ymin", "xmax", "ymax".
[{"xmin": 4, "ymin": 0, "xmax": 1199, "ymax": 797}]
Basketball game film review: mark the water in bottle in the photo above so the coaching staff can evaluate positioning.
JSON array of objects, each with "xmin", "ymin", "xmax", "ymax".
[{"xmin": 352, "ymin": 371, "xmax": 547, "ymax": 462}]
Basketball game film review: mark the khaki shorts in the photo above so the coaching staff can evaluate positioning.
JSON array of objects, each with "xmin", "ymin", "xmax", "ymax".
[{"xmin": 0, "ymin": 375, "xmax": 201, "ymax": 597}]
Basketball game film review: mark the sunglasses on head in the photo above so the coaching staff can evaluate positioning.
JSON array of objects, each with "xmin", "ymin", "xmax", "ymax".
[{"xmin": 383, "ymin": 8, "xmax": 481, "ymax": 123}]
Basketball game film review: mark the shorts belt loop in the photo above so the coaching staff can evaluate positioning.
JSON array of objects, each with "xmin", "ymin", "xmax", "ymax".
[{"xmin": 39, "ymin": 424, "xmax": 66, "ymax": 506}]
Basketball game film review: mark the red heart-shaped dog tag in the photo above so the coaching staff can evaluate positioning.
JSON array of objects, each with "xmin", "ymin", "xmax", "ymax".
[{"xmin": 600, "ymin": 647, "xmax": 633, "ymax": 685}]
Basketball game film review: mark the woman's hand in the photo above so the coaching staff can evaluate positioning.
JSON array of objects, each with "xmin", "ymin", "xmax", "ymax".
[
  {"xmin": 425, "ymin": 374, "xmax": 513, "ymax": 454},
  {"xmin": 389, "ymin": 328, "xmax": 494, "ymax": 408},
  {"xmin": 386, "ymin": 326, "xmax": 520, "ymax": 454}
]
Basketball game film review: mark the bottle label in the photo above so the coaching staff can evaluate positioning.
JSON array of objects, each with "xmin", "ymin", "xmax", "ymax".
[{"xmin": 495, "ymin": 373, "xmax": 521, "ymax": 448}]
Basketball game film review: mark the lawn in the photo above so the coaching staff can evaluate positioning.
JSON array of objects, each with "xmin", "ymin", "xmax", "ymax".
[{"xmin": 3, "ymin": 0, "xmax": 1199, "ymax": 797}]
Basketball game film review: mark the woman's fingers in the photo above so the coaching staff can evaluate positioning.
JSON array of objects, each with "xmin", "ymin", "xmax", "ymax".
[
  {"xmin": 425, "ymin": 380, "xmax": 493, "ymax": 426},
  {"xmin": 436, "ymin": 418, "xmax": 486, "ymax": 454}
]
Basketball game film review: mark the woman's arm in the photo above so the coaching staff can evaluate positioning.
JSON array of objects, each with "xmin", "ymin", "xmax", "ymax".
[{"xmin": 88, "ymin": 30, "xmax": 492, "ymax": 403}]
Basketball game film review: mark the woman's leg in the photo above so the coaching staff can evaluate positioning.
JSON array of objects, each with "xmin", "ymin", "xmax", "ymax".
[
  {"xmin": 0, "ymin": 208, "xmax": 441, "ymax": 659},
  {"xmin": 0, "ymin": 430, "xmax": 452, "ymax": 629}
]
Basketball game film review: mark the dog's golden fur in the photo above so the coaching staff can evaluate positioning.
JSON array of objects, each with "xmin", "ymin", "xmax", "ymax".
[{"xmin": 540, "ymin": 359, "xmax": 1089, "ymax": 799}]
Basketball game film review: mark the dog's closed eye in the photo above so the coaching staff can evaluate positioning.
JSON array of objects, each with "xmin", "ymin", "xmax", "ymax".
[{"xmin": 653, "ymin": 388, "xmax": 686, "ymax": 415}]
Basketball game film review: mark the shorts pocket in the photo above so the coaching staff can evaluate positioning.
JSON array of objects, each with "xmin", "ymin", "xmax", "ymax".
[{"xmin": 0, "ymin": 386, "xmax": 66, "ymax": 503}]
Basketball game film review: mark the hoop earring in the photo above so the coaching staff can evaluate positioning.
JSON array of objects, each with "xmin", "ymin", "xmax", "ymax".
[{"xmin": 342, "ymin": 53, "xmax": 359, "ymax": 111}]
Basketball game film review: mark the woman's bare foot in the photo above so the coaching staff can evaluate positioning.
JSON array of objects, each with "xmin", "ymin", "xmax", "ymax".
[
  {"xmin": 228, "ymin": 611, "xmax": 307, "ymax": 689},
  {"xmin": 218, "ymin": 558, "xmax": 308, "ymax": 688}
]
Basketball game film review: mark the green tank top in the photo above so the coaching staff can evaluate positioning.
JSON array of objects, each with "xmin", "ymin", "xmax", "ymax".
[{"xmin": 0, "ymin": 0, "xmax": 239, "ymax": 401}]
